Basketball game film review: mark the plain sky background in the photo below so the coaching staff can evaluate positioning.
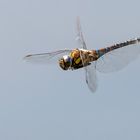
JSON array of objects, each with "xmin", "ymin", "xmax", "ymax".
[{"xmin": 0, "ymin": 0, "xmax": 140, "ymax": 139}]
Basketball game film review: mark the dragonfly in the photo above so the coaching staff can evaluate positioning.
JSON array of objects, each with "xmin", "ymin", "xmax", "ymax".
[{"xmin": 24, "ymin": 18, "xmax": 140, "ymax": 93}]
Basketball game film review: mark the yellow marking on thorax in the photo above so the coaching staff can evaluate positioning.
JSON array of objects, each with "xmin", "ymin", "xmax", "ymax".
[
  {"xmin": 75, "ymin": 57, "xmax": 81, "ymax": 64},
  {"xmin": 70, "ymin": 50, "xmax": 81, "ymax": 64}
]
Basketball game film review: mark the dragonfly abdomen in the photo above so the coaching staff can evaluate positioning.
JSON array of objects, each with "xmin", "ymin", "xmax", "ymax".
[{"xmin": 95, "ymin": 37, "xmax": 140, "ymax": 58}]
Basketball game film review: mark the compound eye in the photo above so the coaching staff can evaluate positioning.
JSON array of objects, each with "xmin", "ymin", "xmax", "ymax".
[
  {"xmin": 63, "ymin": 55, "xmax": 71, "ymax": 61},
  {"xmin": 59, "ymin": 55, "xmax": 72, "ymax": 70},
  {"xmin": 63, "ymin": 55, "xmax": 72, "ymax": 66}
]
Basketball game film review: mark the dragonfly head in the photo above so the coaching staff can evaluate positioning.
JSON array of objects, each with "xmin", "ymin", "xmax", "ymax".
[{"xmin": 59, "ymin": 55, "xmax": 73, "ymax": 70}]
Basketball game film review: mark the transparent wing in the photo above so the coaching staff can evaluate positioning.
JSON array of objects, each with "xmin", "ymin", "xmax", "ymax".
[
  {"xmin": 76, "ymin": 17, "xmax": 97, "ymax": 93},
  {"xmin": 24, "ymin": 49, "xmax": 72, "ymax": 64},
  {"xmin": 96, "ymin": 42, "xmax": 140, "ymax": 73},
  {"xmin": 76, "ymin": 17, "xmax": 87, "ymax": 49},
  {"xmin": 85, "ymin": 63, "xmax": 97, "ymax": 93}
]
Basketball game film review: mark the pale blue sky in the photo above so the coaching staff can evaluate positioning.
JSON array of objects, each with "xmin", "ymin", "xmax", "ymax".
[{"xmin": 0, "ymin": 0, "xmax": 140, "ymax": 139}]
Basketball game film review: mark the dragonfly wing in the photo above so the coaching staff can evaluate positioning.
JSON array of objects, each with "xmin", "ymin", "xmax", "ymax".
[
  {"xmin": 85, "ymin": 62, "xmax": 97, "ymax": 93},
  {"xmin": 24, "ymin": 49, "xmax": 72, "ymax": 64},
  {"xmin": 76, "ymin": 18, "xmax": 97, "ymax": 93},
  {"xmin": 96, "ymin": 39, "xmax": 140, "ymax": 73},
  {"xmin": 76, "ymin": 17, "xmax": 87, "ymax": 49}
]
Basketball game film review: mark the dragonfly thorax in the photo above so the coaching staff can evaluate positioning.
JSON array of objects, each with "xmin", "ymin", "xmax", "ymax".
[{"xmin": 59, "ymin": 49, "xmax": 94, "ymax": 70}]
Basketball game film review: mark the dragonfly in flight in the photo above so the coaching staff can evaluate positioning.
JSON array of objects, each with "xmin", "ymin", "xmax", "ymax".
[{"xmin": 24, "ymin": 18, "xmax": 140, "ymax": 93}]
